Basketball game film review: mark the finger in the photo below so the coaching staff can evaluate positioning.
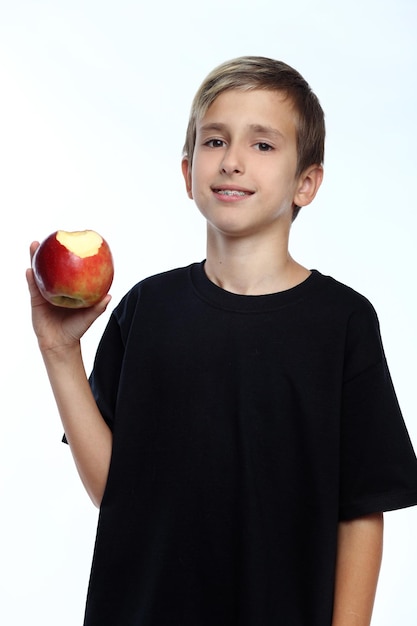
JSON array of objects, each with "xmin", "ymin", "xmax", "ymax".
[
  {"xmin": 26, "ymin": 267, "xmax": 43, "ymax": 300},
  {"xmin": 29, "ymin": 241, "xmax": 40, "ymax": 263},
  {"xmin": 88, "ymin": 294, "xmax": 112, "ymax": 320},
  {"xmin": 25, "ymin": 267, "xmax": 35, "ymax": 290},
  {"xmin": 75, "ymin": 294, "xmax": 112, "ymax": 336},
  {"xmin": 92, "ymin": 294, "xmax": 112, "ymax": 315}
]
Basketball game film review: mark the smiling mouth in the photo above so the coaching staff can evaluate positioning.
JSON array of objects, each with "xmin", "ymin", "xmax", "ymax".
[{"xmin": 213, "ymin": 189, "xmax": 252, "ymax": 196}]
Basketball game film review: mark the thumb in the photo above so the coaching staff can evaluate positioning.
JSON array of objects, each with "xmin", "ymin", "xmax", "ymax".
[{"xmin": 80, "ymin": 294, "xmax": 112, "ymax": 328}]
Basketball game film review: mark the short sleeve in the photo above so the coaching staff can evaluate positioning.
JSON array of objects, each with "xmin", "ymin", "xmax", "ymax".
[
  {"xmin": 339, "ymin": 302, "xmax": 417, "ymax": 519},
  {"xmin": 88, "ymin": 312, "xmax": 126, "ymax": 432},
  {"xmin": 62, "ymin": 312, "xmax": 125, "ymax": 444},
  {"xmin": 88, "ymin": 284, "xmax": 142, "ymax": 432}
]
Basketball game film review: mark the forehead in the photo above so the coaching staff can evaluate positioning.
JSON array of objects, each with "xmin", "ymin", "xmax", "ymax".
[{"xmin": 198, "ymin": 88, "xmax": 298, "ymax": 136}]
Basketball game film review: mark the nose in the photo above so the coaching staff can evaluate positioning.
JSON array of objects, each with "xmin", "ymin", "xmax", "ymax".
[{"xmin": 220, "ymin": 144, "xmax": 244, "ymax": 175}]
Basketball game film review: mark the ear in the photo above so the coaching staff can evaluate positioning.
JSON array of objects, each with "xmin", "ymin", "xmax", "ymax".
[
  {"xmin": 293, "ymin": 165, "xmax": 324, "ymax": 208},
  {"xmin": 181, "ymin": 157, "xmax": 193, "ymax": 199}
]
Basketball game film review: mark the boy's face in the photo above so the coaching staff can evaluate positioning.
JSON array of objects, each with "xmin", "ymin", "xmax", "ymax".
[{"xmin": 182, "ymin": 88, "xmax": 319, "ymax": 239}]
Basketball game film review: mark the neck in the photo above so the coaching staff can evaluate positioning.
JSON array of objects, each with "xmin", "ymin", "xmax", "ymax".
[{"xmin": 204, "ymin": 226, "xmax": 310, "ymax": 295}]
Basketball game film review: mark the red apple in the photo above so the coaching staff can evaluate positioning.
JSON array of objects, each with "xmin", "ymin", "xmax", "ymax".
[{"xmin": 32, "ymin": 230, "xmax": 114, "ymax": 308}]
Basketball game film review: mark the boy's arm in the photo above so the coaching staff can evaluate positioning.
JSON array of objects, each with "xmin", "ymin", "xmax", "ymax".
[
  {"xmin": 41, "ymin": 341, "xmax": 113, "ymax": 507},
  {"xmin": 27, "ymin": 243, "xmax": 113, "ymax": 507},
  {"xmin": 332, "ymin": 512, "xmax": 383, "ymax": 626}
]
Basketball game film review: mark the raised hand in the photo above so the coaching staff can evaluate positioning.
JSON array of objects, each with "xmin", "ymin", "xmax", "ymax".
[{"xmin": 26, "ymin": 241, "xmax": 111, "ymax": 355}]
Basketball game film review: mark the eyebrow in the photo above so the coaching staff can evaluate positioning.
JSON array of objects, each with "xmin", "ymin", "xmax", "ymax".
[
  {"xmin": 198, "ymin": 122, "xmax": 285, "ymax": 140},
  {"xmin": 248, "ymin": 124, "xmax": 285, "ymax": 139},
  {"xmin": 198, "ymin": 123, "xmax": 228, "ymax": 134}
]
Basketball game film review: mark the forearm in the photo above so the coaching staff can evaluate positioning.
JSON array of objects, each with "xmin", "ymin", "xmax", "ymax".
[
  {"xmin": 332, "ymin": 512, "xmax": 383, "ymax": 626},
  {"xmin": 42, "ymin": 343, "xmax": 112, "ymax": 507}
]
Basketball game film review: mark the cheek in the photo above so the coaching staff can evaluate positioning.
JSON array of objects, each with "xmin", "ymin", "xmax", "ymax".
[
  {"xmin": 189, "ymin": 170, "xmax": 212, "ymax": 214},
  {"xmin": 190, "ymin": 160, "xmax": 207, "ymax": 197}
]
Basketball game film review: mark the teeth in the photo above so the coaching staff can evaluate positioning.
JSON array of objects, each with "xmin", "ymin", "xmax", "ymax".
[{"xmin": 216, "ymin": 189, "xmax": 247, "ymax": 196}]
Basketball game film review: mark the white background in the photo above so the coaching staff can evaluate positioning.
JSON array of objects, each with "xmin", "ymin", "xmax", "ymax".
[{"xmin": 1, "ymin": 0, "xmax": 416, "ymax": 624}]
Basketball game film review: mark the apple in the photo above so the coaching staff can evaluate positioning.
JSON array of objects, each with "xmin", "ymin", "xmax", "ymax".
[{"xmin": 32, "ymin": 229, "xmax": 114, "ymax": 308}]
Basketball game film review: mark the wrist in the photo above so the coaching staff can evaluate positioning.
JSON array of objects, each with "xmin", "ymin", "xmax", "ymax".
[{"xmin": 40, "ymin": 339, "xmax": 82, "ymax": 365}]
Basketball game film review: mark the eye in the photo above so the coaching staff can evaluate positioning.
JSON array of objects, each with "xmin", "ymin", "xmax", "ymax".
[
  {"xmin": 204, "ymin": 138, "xmax": 226, "ymax": 148},
  {"xmin": 255, "ymin": 142, "xmax": 273, "ymax": 152}
]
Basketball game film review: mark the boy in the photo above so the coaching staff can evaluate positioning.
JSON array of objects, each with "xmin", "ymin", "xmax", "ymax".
[{"xmin": 27, "ymin": 56, "xmax": 417, "ymax": 626}]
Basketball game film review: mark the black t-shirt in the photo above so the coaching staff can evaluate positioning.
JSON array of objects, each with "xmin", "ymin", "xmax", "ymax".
[{"xmin": 82, "ymin": 263, "xmax": 417, "ymax": 626}]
